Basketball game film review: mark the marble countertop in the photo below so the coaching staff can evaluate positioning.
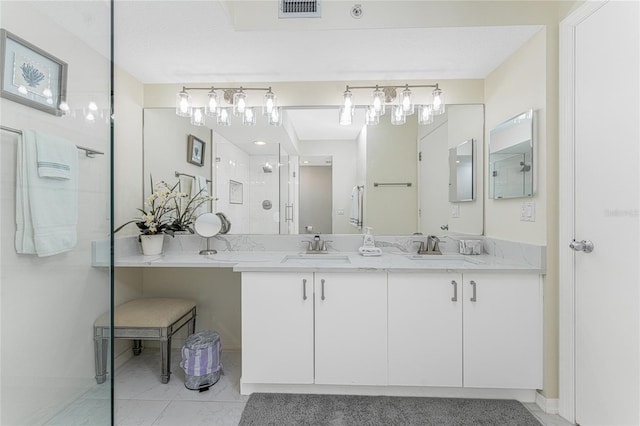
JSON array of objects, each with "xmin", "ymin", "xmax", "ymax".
[{"xmin": 115, "ymin": 250, "xmax": 544, "ymax": 273}]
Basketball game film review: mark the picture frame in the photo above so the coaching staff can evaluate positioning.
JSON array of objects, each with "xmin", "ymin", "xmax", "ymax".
[
  {"xmin": 0, "ymin": 29, "xmax": 68, "ymax": 116},
  {"xmin": 229, "ymin": 180, "xmax": 243, "ymax": 204},
  {"xmin": 187, "ymin": 134, "xmax": 205, "ymax": 167}
]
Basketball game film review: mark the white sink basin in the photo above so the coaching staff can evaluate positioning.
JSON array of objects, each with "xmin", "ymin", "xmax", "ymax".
[
  {"xmin": 403, "ymin": 254, "xmax": 479, "ymax": 267},
  {"xmin": 281, "ymin": 254, "xmax": 351, "ymax": 264}
]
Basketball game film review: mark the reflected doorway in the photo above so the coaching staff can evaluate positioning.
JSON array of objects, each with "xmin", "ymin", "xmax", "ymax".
[{"xmin": 299, "ymin": 157, "xmax": 332, "ymax": 234}]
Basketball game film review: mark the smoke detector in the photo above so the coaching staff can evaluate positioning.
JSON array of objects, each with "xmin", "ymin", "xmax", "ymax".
[{"xmin": 279, "ymin": 0, "xmax": 321, "ymax": 18}]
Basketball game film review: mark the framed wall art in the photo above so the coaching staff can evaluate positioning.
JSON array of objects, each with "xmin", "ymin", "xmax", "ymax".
[
  {"xmin": 0, "ymin": 29, "xmax": 68, "ymax": 116},
  {"xmin": 187, "ymin": 134, "xmax": 205, "ymax": 167},
  {"xmin": 229, "ymin": 180, "xmax": 243, "ymax": 204}
]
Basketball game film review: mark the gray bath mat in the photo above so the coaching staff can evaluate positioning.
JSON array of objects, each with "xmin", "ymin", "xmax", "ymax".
[{"xmin": 239, "ymin": 393, "xmax": 542, "ymax": 426}]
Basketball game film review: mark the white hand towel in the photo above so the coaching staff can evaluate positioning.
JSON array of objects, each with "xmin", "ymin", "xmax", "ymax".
[
  {"xmin": 16, "ymin": 130, "xmax": 78, "ymax": 257},
  {"xmin": 35, "ymin": 132, "xmax": 74, "ymax": 179},
  {"xmin": 191, "ymin": 175, "xmax": 209, "ymax": 216},
  {"xmin": 349, "ymin": 185, "xmax": 363, "ymax": 229}
]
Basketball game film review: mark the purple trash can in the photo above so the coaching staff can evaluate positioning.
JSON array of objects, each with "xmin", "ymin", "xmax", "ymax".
[{"xmin": 180, "ymin": 330, "xmax": 223, "ymax": 391}]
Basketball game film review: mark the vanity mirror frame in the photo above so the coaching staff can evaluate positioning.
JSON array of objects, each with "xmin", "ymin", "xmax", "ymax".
[{"xmin": 488, "ymin": 109, "xmax": 534, "ymax": 200}]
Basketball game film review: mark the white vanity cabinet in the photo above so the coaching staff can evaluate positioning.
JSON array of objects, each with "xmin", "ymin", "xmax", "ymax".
[
  {"xmin": 388, "ymin": 272, "xmax": 463, "ymax": 387},
  {"xmin": 314, "ymin": 272, "xmax": 387, "ymax": 385},
  {"xmin": 241, "ymin": 272, "xmax": 314, "ymax": 384},
  {"xmin": 462, "ymin": 273, "xmax": 542, "ymax": 389}
]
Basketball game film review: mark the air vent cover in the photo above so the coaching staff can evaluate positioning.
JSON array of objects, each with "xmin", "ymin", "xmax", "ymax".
[{"xmin": 279, "ymin": 0, "xmax": 321, "ymax": 18}]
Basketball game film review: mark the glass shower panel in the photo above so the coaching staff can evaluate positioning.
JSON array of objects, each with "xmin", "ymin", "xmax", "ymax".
[{"xmin": 0, "ymin": 1, "xmax": 112, "ymax": 425}]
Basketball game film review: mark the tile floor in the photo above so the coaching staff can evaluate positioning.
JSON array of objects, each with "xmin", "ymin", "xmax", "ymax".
[{"xmin": 46, "ymin": 348, "xmax": 574, "ymax": 426}]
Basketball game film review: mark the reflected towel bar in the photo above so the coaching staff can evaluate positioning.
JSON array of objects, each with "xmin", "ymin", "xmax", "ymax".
[
  {"xmin": 374, "ymin": 182, "xmax": 412, "ymax": 187},
  {"xmin": 174, "ymin": 171, "xmax": 212, "ymax": 184},
  {"xmin": 1, "ymin": 125, "xmax": 105, "ymax": 158}
]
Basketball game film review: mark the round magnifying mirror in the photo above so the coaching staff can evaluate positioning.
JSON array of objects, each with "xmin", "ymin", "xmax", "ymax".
[{"xmin": 194, "ymin": 213, "xmax": 222, "ymax": 255}]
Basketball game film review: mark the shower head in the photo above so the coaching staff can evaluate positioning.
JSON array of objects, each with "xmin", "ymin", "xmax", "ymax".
[{"xmin": 262, "ymin": 163, "xmax": 273, "ymax": 173}]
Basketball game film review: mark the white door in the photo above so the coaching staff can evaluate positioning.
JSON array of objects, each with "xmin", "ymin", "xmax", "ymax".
[
  {"xmin": 388, "ymin": 272, "xmax": 462, "ymax": 387},
  {"xmin": 571, "ymin": 2, "xmax": 640, "ymax": 425},
  {"xmin": 241, "ymin": 272, "xmax": 314, "ymax": 384},
  {"xmin": 462, "ymin": 273, "xmax": 542, "ymax": 389},
  {"xmin": 314, "ymin": 272, "xmax": 387, "ymax": 385}
]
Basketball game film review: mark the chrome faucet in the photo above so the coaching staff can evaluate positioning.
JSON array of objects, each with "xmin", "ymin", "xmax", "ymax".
[
  {"xmin": 304, "ymin": 235, "xmax": 330, "ymax": 253},
  {"xmin": 412, "ymin": 235, "xmax": 442, "ymax": 255}
]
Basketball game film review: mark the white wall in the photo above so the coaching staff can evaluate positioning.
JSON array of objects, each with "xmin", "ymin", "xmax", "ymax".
[
  {"xmin": 366, "ymin": 115, "xmax": 419, "ymax": 234},
  {"xmin": 0, "ymin": 2, "xmax": 111, "ymax": 424},
  {"xmin": 215, "ymin": 135, "xmax": 250, "ymax": 234},
  {"xmin": 484, "ymin": 27, "xmax": 559, "ymax": 400},
  {"xmin": 248, "ymin": 155, "xmax": 280, "ymax": 234}
]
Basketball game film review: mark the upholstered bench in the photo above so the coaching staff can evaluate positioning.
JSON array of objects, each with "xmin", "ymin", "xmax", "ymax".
[{"xmin": 94, "ymin": 298, "xmax": 197, "ymax": 384}]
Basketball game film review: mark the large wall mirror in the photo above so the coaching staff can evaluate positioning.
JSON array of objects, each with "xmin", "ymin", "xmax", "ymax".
[
  {"xmin": 143, "ymin": 104, "xmax": 484, "ymax": 235},
  {"xmin": 489, "ymin": 109, "xmax": 534, "ymax": 199}
]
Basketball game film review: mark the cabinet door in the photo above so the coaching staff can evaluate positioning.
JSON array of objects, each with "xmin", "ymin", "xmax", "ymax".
[
  {"xmin": 463, "ymin": 273, "xmax": 542, "ymax": 389},
  {"xmin": 241, "ymin": 272, "xmax": 314, "ymax": 384},
  {"xmin": 388, "ymin": 272, "xmax": 462, "ymax": 387},
  {"xmin": 314, "ymin": 272, "xmax": 387, "ymax": 385}
]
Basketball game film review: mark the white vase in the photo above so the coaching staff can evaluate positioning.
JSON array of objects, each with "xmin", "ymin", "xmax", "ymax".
[{"xmin": 140, "ymin": 234, "xmax": 164, "ymax": 256}]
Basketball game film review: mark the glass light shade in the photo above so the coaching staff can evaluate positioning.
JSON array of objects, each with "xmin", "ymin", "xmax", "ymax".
[
  {"xmin": 190, "ymin": 107, "xmax": 206, "ymax": 126},
  {"xmin": 371, "ymin": 88, "xmax": 386, "ymax": 116},
  {"xmin": 365, "ymin": 106, "xmax": 379, "ymax": 125},
  {"xmin": 399, "ymin": 87, "xmax": 414, "ymax": 115},
  {"xmin": 217, "ymin": 107, "xmax": 231, "ymax": 126},
  {"xmin": 233, "ymin": 91, "xmax": 247, "ymax": 116},
  {"xmin": 205, "ymin": 90, "xmax": 219, "ymax": 116},
  {"xmin": 391, "ymin": 105, "xmax": 406, "ymax": 125},
  {"xmin": 339, "ymin": 105, "xmax": 354, "ymax": 126},
  {"xmin": 343, "ymin": 90, "xmax": 353, "ymax": 109},
  {"xmin": 432, "ymin": 88, "xmax": 445, "ymax": 115},
  {"xmin": 263, "ymin": 92, "xmax": 277, "ymax": 116},
  {"xmin": 243, "ymin": 107, "xmax": 257, "ymax": 126},
  {"xmin": 268, "ymin": 107, "xmax": 282, "ymax": 126},
  {"xmin": 176, "ymin": 90, "xmax": 192, "ymax": 117},
  {"xmin": 418, "ymin": 104, "xmax": 434, "ymax": 125}
]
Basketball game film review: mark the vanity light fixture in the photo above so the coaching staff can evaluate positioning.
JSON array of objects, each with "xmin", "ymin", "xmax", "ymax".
[
  {"xmin": 340, "ymin": 83, "xmax": 445, "ymax": 126},
  {"xmin": 175, "ymin": 85, "xmax": 280, "ymax": 127}
]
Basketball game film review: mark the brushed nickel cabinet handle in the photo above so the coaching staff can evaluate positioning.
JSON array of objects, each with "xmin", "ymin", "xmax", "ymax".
[
  {"xmin": 321, "ymin": 279, "xmax": 326, "ymax": 301},
  {"xmin": 302, "ymin": 278, "xmax": 307, "ymax": 300},
  {"xmin": 470, "ymin": 280, "xmax": 477, "ymax": 302},
  {"xmin": 451, "ymin": 280, "xmax": 458, "ymax": 302}
]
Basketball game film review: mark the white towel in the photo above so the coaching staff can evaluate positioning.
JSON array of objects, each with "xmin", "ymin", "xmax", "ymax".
[
  {"xmin": 16, "ymin": 130, "xmax": 78, "ymax": 257},
  {"xmin": 191, "ymin": 175, "xmax": 209, "ymax": 215},
  {"xmin": 35, "ymin": 133, "xmax": 73, "ymax": 179},
  {"xmin": 349, "ymin": 185, "xmax": 363, "ymax": 229}
]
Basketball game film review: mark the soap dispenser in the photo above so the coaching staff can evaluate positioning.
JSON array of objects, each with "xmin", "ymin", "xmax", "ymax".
[
  {"xmin": 358, "ymin": 227, "xmax": 382, "ymax": 256},
  {"xmin": 362, "ymin": 227, "xmax": 375, "ymax": 247}
]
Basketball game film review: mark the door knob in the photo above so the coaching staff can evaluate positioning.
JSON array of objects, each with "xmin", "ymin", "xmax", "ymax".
[{"xmin": 570, "ymin": 239, "xmax": 594, "ymax": 253}]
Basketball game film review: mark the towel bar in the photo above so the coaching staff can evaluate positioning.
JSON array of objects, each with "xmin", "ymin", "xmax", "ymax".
[{"xmin": 1, "ymin": 125, "xmax": 104, "ymax": 157}]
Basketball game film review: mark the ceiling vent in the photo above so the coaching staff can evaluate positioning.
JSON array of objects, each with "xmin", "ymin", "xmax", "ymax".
[{"xmin": 279, "ymin": 0, "xmax": 321, "ymax": 18}]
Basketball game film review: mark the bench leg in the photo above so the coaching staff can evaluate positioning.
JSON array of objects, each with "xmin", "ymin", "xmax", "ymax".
[
  {"xmin": 133, "ymin": 339, "xmax": 142, "ymax": 356},
  {"xmin": 188, "ymin": 313, "xmax": 196, "ymax": 336},
  {"xmin": 94, "ymin": 336, "xmax": 108, "ymax": 384},
  {"xmin": 161, "ymin": 337, "xmax": 171, "ymax": 384}
]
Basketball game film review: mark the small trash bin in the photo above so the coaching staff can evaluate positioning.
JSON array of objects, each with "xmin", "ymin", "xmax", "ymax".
[{"xmin": 180, "ymin": 330, "xmax": 223, "ymax": 391}]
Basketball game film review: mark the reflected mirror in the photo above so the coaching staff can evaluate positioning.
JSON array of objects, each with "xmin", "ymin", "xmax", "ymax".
[
  {"xmin": 489, "ymin": 110, "xmax": 534, "ymax": 199},
  {"xmin": 194, "ymin": 213, "xmax": 222, "ymax": 254},
  {"xmin": 449, "ymin": 139, "xmax": 475, "ymax": 202},
  {"xmin": 143, "ymin": 104, "xmax": 485, "ymax": 235}
]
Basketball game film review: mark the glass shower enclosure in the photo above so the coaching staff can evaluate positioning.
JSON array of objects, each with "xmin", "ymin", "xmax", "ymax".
[{"xmin": 0, "ymin": 1, "xmax": 113, "ymax": 424}]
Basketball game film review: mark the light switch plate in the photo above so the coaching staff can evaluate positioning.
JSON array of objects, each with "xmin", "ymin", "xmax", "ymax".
[
  {"xmin": 337, "ymin": 209, "xmax": 345, "ymax": 216},
  {"xmin": 520, "ymin": 202, "xmax": 535, "ymax": 221},
  {"xmin": 451, "ymin": 204, "xmax": 460, "ymax": 218}
]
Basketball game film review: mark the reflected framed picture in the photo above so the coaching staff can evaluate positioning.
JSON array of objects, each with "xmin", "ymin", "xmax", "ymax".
[
  {"xmin": 229, "ymin": 180, "xmax": 243, "ymax": 204},
  {"xmin": 187, "ymin": 134, "xmax": 205, "ymax": 167},
  {"xmin": 0, "ymin": 29, "xmax": 68, "ymax": 116}
]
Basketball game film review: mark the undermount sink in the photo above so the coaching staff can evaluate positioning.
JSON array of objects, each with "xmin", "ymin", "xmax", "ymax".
[
  {"xmin": 402, "ymin": 254, "xmax": 480, "ymax": 267},
  {"xmin": 281, "ymin": 254, "xmax": 351, "ymax": 264}
]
